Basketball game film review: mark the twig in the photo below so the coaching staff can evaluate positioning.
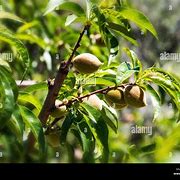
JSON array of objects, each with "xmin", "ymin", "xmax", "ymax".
[
  {"xmin": 45, "ymin": 84, "xmax": 127, "ymax": 132},
  {"xmin": 38, "ymin": 25, "xmax": 90, "ymax": 127},
  {"xmin": 58, "ymin": 84, "xmax": 127, "ymax": 107}
]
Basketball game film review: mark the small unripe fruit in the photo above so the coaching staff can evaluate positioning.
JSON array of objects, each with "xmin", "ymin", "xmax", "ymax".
[
  {"xmin": 124, "ymin": 85, "xmax": 146, "ymax": 108},
  {"xmin": 83, "ymin": 94, "xmax": 102, "ymax": 110},
  {"xmin": 105, "ymin": 88, "xmax": 127, "ymax": 109},
  {"xmin": 51, "ymin": 100, "xmax": 67, "ymax": 118},
  {"xmin": 73, "ymin": 53, "xmax": 102, "ymax": 74},
  {"xmin": 46, "ymin": 133, "xmax": 60, "ymax": 147}
]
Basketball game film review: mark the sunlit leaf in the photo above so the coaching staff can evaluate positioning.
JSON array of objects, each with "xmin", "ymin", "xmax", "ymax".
[
  {"xmin": 0, "ymin": 11, "xmax": 25, "ymax": 23},
  {"xmin": 84, "ymin": 77, "xmax": 115, "ymax": 86},
  {"xmin": 18, "ymin": 92, "xmax": 42, "ymax": 111},
  {"xmin": 103, "ymin": 7, "xmax": 158, "ymax": 38},
  {"xmin": 17, "ymin": 21, "xmax": 39, "ymax": 33},
  {"xmin": 16, "ymin": 34, "xmax": 47, "ymax": 49},
  {"xmin": 44, "ymin": 0, "xmax": 85, "ymax": 16},
  {"xmin": 140, "ymin": 67, "xmax": 180, "ymax": 120},
  {"xmin": 85, "ymin": 0, "xmax": 91, "ymax": 20},
  {"xmin": 116, "ymin": 62, "xmax": 137, "ymax": 84},
  {"xmin": 24, "ymin": 82, "xmax": 47, "ymax": 93},
  {"xmin": 107, "ymin": 22, "xmax": 138, "ymax": 46},
  {"xmin": 65, "ymin": 14, "xmax": 78, "ymax": 26},
  {"xmin": 0, "ymin": 66, "xmax": 17, "ymax": 128},
  {"xmin": 0, "ymin": 26, "xmax": 30, "ymax": 77},
  {"xmin": 123, "ymin": 48, "xmax": 143, "ymax": 80}
]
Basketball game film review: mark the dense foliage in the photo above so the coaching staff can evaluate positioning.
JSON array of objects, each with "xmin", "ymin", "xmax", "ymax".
[{"xmin": 0, "ymin": 0, "xmax": 179, "ymax": 163}]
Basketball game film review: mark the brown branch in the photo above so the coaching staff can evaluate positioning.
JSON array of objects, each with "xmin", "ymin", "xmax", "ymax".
[
  {"xmin": 45, "ymin": 84, "xmax": 128, "ymax": 132},
  {"xmin": 38, "ymin": 25, "xmax": 90, "ymax": 127},
  {"xmin": 57, "ymin": 84, "xmax": 127, "ymax": 108}
]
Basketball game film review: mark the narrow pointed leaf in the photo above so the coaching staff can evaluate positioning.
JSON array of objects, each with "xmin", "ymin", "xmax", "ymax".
[{"xmin": 19, "ymin": 105, "xmax": 45, "ymax": 155}]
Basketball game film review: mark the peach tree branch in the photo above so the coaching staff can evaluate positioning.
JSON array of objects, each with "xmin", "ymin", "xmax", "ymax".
[
  {"xmin": 56, "ymin": 83, "xmax": 128, "ymax": 107},
  {"xmin": 45, "ymin": 83, "xmax": 129, "ymax": 133},
  {"xmin": 38, "ymin": 24, "xmax": 90, "ymax": 127}
]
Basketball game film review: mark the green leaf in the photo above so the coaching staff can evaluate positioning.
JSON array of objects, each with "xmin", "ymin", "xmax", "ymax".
[
  {"xmin": 0, "ymin": 65, "xmax": 18, "ymax": 101},
  {"xmin": 0, "ymin": 66, "xmax": 17, "ymax": 128},
  {"xmin": 65, "ymin": 15, "xmax": 86, "ymax": 26},
  {"xmin": 140, "ymin": 67, "xmax": 180, "ymax": 120},
  {"xmin": 107, "ymin": 22, "xmax": 138, "ymax": 46},
  {"xmin": 123, "ymin": 48, "xmax": 143, "ymax": 80},
  {"xmin": 77, "ymin": 121, "xmax": 95, "ymax": 162},
  {"xmin": 18, "ymin": 92, "xmax": 42, "ymax": 111},
  {"xmin": 44, "ymin": 0, "xmax": 66, "ymax": 15},
  {"xmin": 58, "ymin": 2, "xmax": 85, "ymax": 16},
  {"xmin": 101, "ymin": 105, "xmax": 118, "ymax": 133},
  {"xmin": 85, "ymin": 0, "xmax": 91, "ymax": 20},
  {"xmin": 44, "ymin": 0, "xmax": 85, "ymax": 16},
  {"xmin": 116, "ymin": 62, "xmax": 137, "ymax": 84},
  {"xmin": 24, "ymin": 82, "xmax": 47, "ymax": 93},
  {"xmin": 146, "ymin": 84, "xmax": 161, "ymax": 121},
  {"xmin": 141, "ymin": 68, "xmax": 180, "ymax": 92},
  {"xmin": 109, "ymin": 35, "xmax": 119, "ymax": 56},
  {"xmin": 93, "ymin": 69, "xmax": 117, "ymax": 77},
  {"xmin": 103, "ymin": 7, "xmax": 158, "ymax": 39},
  {"xmin": 0, "ymin": 11, "xmax": 25, "ymax": 23},
  {"xmin": 81, "ymin": 103, "xmax": 109, "ymax": 162},
  {"xmin": 65, "ymin": 14, "xmax": 78, "ymax": 26},
  {"xmin": 93, "ymin": 6, "xmax": 119, "ymax": 59},
  {"xmin": 84, "ymin": 77, "xmax": 115, "ymax": 86},
  {"xmin": 19, "ymin": 105, "xmax": 45, "ymax": 155},
  {"xmin": 7, "ymin": 105, "xmax": 24, "ymax": 144},
  {"xmin": 70, "ymin": 128, "xmax": 82, "ymax": 146},
  {"xmin": 0, "ymin": 26, "xmax": 30, "ymax": 77},
  {"xmin": 17, "ymin": 21, "xmax": 39, "ymax": 33},
  {"xmin": 60, "ymin": 112, "xmax": 74, "ymax": 144},
  {"xmin": 0, "ymin": 59, "xmax": 11, "ymax": 72},
  {"xmin": 16, "ymin": 34, "xmax": 47, "ymax": 49}
]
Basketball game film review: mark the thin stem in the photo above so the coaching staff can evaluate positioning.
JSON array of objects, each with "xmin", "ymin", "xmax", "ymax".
[
  {"xmin": 58, "ymin": 84, "xmax": 127, "ymax": 108},
  {"xmin": 45, "ymin": 84, "xmax": 128, "ymax": 131}
]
